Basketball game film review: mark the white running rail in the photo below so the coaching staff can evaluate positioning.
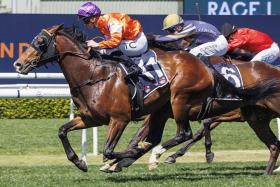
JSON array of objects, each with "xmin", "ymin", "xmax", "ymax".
[{"xmin": 0, "ymin": 73, "xmax": 98, "ymax": 161}]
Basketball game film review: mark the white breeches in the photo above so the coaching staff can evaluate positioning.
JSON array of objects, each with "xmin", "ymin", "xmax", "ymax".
[
  {"xmin": 98, "ymin": 32, "xmax": 148, "ymax": 57},
  {"xmin": 251, "ymin": 42, "xmax": 280, "ymax": 64},
  {"xmin": 189, "ymin": 35, "xmax": 228, "ymax": 57}
]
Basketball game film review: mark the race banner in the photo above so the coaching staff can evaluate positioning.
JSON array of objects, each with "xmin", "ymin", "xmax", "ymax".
[{"xmin": 184, "ymin": 0, "xmax": 280, "ymax": 15}]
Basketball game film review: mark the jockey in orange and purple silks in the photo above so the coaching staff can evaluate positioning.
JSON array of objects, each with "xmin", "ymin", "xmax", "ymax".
[{"xmin": 77, "ymin": 2, "xmax": 148, "ymax": 58}]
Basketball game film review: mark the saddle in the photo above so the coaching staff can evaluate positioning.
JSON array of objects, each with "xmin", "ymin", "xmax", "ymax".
[
  {"xmin": 196, "ymin": 54, "xmax": 244, "ymax": 120},
  {"xmin": 88, "ymin": 50, "xmax": 144, "ymax": 118}
]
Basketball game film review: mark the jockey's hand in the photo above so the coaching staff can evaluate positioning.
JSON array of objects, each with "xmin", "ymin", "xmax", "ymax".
[{"xmin": 86, "ymin": 40, "xmax": 99, "ymax": 48}]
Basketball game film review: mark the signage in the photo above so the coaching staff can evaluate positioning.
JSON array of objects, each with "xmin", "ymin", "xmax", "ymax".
[{"xmin": 184, "ymin": 0, "xmax": 280, "ymax": 15}]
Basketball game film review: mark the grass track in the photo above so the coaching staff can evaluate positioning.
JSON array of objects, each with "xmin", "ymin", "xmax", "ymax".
[
  {"xmin": 0, "ymin": 119, "xmax": 280, "ymax": 186},
  {"xmin": 0, "ymin": 162, "xmax": 280, "ymax": 187}
]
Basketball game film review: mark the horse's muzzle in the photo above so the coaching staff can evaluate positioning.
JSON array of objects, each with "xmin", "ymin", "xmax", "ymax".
[{"xmin": 13, "ymin": 60, "xmax": 33, "ymax": 75}]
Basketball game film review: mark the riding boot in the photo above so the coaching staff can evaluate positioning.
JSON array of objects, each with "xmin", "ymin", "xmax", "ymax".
[{"xmin": 118, "ymin": 55, "xmax": 142, "ymax": 80}]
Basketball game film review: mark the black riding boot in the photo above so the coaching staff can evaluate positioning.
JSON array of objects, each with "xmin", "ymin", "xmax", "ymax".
[{"xmin": 119, "ymin": 55, "xmax": 142, "ymax": 80}]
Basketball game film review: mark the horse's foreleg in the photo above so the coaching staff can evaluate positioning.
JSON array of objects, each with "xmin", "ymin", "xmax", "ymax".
[
  {"xmin": 152, "ymin": 97, "xmax": 193, "ymax": 163},
  {"xmin": 58, "ymin": 116, "xmax": 89, "ymax": 172},
  {"xmin": 105, "ymin": 105, "xmax": 171, "ymax": 172},
  {"xmin": 100, "ymin": 121, "xmax": 149, "ymax": 173},
  {"xmin": 102, "ymin": 118, "xmax": 128, "ymax": 160},
  {"xmin": 163, "ymin": 123, "xmax": 206, "ymax": 164}
]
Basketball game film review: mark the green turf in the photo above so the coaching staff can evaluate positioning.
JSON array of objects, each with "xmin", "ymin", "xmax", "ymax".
[
  {"xmin": 0, "ymin": 162, "xmax": 279, "ymax": 187},
  {"xmin": 0, "ymin": 118, "xmax": 278, "ymax": 156},
  {"xmin": 0, "ymin": 119, "xmax": 279, "ymax": 186}
]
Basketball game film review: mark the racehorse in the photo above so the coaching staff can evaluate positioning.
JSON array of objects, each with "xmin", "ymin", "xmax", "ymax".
[
  {"xmin": 149, "ymin": 108, "xmax": 244, "ymax": 170},
  {"xmin": 148, "ymin": 56, "xmax": 247, "ymax": 168},
  {"xmin": 14, "ymin": 25, "xmax": 280, "ymax": 175},
  {"xmin": 148, "ymin": 55, "xmax": 280, "ymax": 171},
  {"xmin": 100, "ymin": 49, "xmax": 280, "ymax": 175}
]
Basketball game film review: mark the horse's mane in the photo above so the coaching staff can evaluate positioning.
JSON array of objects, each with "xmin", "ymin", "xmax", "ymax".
[
  {"xmin": 58, "ymin": 25, "xmax": 88, "ymax": 47},
  {"xmin": 146, "ymin": 34, "xmax": 183, "ymax": 51},
  {"xmin": 57, "ymin": 25, "xmax": 122, "ymax": 67}
]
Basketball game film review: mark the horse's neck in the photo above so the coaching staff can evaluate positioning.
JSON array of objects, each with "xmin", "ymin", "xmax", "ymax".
[{"xmin": 56, "ymin": 36, "xmax": 96, "ymax": 89}]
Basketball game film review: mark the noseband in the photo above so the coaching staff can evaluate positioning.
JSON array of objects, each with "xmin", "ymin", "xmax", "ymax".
[
  {"xmin": 30, "ymin": 29, "xmax": 58, "ymax": 65},
  {"xmin": 30, "ymin": 29, "xmax": 91, "ymax": 66}
]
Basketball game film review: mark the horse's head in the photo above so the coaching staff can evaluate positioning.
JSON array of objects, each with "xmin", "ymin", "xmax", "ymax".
[{"xmin": 14, "ymin": 24, "xmax": 63, "ymax": 74}]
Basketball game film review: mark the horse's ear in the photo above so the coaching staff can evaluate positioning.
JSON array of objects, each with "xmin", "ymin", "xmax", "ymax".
[
  {"xmin": 50, "ymin": 24, "xmax": 64, "ymax": 34},
  {"xmin": 57, "ymin": 24, "xmax": 64, "ymax": 30},
  {"xmin": 54, "ymin": 24, "xmax": 64, "ymax": 32}
]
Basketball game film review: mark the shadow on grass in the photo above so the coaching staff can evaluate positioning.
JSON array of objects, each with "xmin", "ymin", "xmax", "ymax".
[{"xmin": 105, "ymin": 163, "xmax": 266, "ymax": 183}]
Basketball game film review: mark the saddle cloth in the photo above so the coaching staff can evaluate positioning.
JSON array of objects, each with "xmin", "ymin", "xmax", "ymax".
[
  {"xmin": 122, "ymin": 49, "xmax": 169, "ymax": 98},
  {"xmin": 213, "ymin": 63, "xmax": 243, "ymax": 89}
]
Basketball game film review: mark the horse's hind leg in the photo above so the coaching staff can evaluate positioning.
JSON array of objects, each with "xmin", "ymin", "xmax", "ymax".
[
  {"xmin": 204, "ymin": 121, "xmax": 219, "ymax": 163},
  {"xmin": 58, "ymin": 116, "xmax": 90, "ymax": 172},
  {"xmin": 164, "ymin": 109, "xmax": 243, "ymax": 165},
  {"xmin": 163, "ymin": 121, "xmax": 220, "ymax": 164},
  {"xmin": 242, "ymin": 107, "xmax": 279, "ymax": 175}
]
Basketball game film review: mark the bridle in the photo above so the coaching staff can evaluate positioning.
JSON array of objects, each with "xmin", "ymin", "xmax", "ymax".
[
  {"xmin": 30, "ymin": 28, "xmax": 116, "ymax": 97},
  {"xmin": 30, "ymin": 29, "xmax": 59, "ymax": 66},
  {"xmin": 30, "ymin": 29, "xmax": 92, "ymax": 66}
]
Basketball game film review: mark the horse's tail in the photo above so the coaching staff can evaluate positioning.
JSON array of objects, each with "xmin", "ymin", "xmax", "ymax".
[{"xmin": 231, "ymin": 78, "xmax": 280, "ymax": 101}]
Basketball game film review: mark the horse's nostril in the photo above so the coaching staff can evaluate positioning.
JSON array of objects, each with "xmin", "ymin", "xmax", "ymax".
[{"xmin": 13, "ymin": 62, "xmax": 22, "ymax": 68}]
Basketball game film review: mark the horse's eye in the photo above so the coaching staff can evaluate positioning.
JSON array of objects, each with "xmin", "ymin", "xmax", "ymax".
[
  {"xmin": 37, "ymin": 37, "xmax": 44, "ymax": 44},
  {"xmin": 36, "ymin": 37, "xmax": 47, "ymax": 50}
]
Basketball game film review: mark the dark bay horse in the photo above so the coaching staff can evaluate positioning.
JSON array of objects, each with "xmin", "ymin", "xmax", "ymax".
[{"xmin": 14, "ymin": 25, "xmax": 280, "ymax": 175}]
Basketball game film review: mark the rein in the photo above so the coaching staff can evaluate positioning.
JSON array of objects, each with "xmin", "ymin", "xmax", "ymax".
[
  {"xmin": 70, "ymin": 73, "xmax": 116, "ymax": 96},
  {"xmin": 58, "ymin": 50, "xmax": 116, "ymax": 96},
  {"xmin": 32, "ymin": 28, "xmax": 117, "ymax": 97}
]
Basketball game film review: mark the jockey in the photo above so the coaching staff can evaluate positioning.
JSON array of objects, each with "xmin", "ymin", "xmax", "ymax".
[
  {"xmin": 77, "ymin": 2, "xmax": 147, "ymax": 77},
  {"xmin": 221, "ymin": 23, "xmax": 280, "ymax": 64},
  {"xmin": 162, "ymin": 14, "xmax": 228, "ymax": 57}
]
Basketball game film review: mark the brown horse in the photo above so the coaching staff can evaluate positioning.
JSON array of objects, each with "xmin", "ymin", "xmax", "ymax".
[
  {"xmin": 148, "ymin": 56, "xmax": 277, "ymax": 170},
  {"xmin": 149, "ymin": 108, "xmax": 244, "ymax": 170},
  {"xmin": 13, "ymin": 25, "xmax": 280, "ymax": 175},
  {"xmin": 147, "ymin": 55, "xmax": 280, "ymax": 171},
  {"xmin": 104, "ymin": 54, "xmax": 280, "ymax": 175},
  {"xmin": 148, "ymin": 56, "xmax": 247, "ymax": 167}
]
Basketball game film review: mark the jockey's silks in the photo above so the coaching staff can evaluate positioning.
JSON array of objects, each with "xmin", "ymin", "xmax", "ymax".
[{"xmin": 97, "ymin": 13, "xmax": 143, "ymax": 48}]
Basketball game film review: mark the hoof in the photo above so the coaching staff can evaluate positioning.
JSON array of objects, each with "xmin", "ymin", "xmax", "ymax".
[
  {"xmin": 99, "ymin": 163, "xmax": 113, "ymax": 173},
  {"xmin": 273, "ymin": 166, "xmax": 280, "ymax": 173},
  {"xmin": 164, "ymin": 156, "xmax": 176, "ymax": 164},
  {"xmin": 76, "ymin": 159, "xmax": 88, "ymax": 172},
  {"xmin": 103, "ymin": 156, "xmax": 109, "ymax": 163},
  {"xmin": 117, "ymin": 158, "xmax": 136, "ymax": 168},
  {"xmin": 108, "ymin": 163, "xmax": 122, "ymax": 173},
  {"xmin": 148, "ymin": 161, "xmax": 159, "ymax": 171},
  {"xmin": 206, "ymin": 152, "xmax": 215, "ymax": 163}
]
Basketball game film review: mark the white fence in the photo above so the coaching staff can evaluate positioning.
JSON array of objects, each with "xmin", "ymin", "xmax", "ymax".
[
  {"xmin": 0, "ymin": 73, "xmax": 98, "ymax": 161},
  {"xmin": 1, "ymin": 72, "xmax": 280, "ymax": 166}
]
